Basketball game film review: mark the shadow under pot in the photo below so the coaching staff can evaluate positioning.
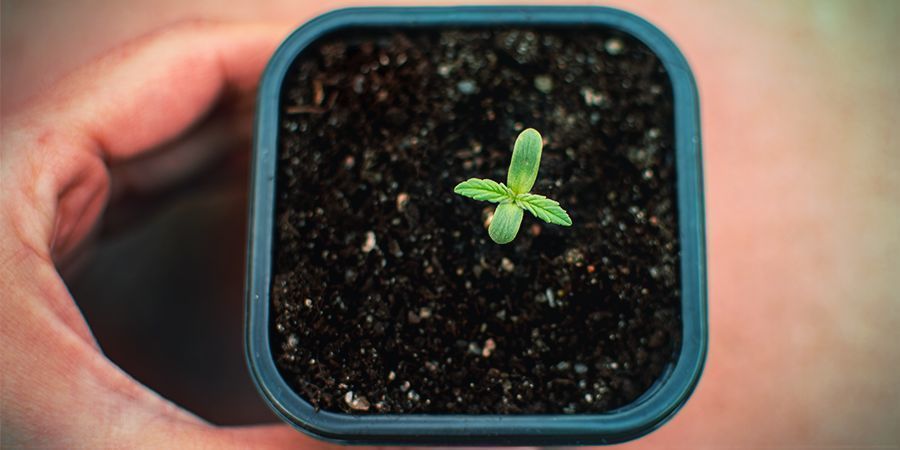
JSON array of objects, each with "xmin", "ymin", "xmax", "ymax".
[{"xmin": 246, "ymin": 5, "xmax": 707, "ymax": 446}]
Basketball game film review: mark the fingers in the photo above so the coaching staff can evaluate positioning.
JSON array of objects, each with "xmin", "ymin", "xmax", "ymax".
[
  {"xmin": 107, "ymin": 97, "xmax": 254, "ymax": 199},
  {"xmin": 0, "ymin": 251, "xmax": 205, "ymax": 448},
  {"xmin": 212, "ymin": 424, "xmax": 359, "ymax": 450},
  {"xmin": 1, "ymin": 20, "xmax": 292, "ymax": 259},
  {"xmin": 0, "ymin": 20, "xmax": 303, "ymax": 448},
  {"xmin": 23, "ymin": 20, "xmax": 292, "ymax": 162}
]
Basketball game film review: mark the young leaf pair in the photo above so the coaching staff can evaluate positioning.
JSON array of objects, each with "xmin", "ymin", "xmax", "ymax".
[{"xmin": 454, "ymin": 128, "xmax": 572, "ymax": 244}]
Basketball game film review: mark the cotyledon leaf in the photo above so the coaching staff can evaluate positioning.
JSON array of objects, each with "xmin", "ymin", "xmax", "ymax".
[
  {"xmin": 488, "ymin": 202, "xmax": 524, "ymax": 244},
  {"xmin": 506, "ymin": 128, "xmax": 543, "ymax": 194}
]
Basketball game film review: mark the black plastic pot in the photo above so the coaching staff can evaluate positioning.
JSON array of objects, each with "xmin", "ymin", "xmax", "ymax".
[{"xmin": 246, "ymin": 6, "xmax": 706, "ymax": 446}]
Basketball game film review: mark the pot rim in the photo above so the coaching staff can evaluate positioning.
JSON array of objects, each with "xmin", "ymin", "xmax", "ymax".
[{"xmin": 245, "ymin": 5, "xmax": 707, "ymax": 446}]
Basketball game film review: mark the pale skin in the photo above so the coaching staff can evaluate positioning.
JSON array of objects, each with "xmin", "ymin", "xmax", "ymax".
[
  {"xmin": 3, "ymin": 1, "xmax": 899, "ymax": 448},
  {"xmin": 0, "ymin": 22, "xmax": 366, "ymax": 449}
]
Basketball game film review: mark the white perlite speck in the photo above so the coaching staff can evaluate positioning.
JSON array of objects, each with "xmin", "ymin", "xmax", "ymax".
[
  {"xmin": 344, "ymin": 391, "xmax": 371, "ymax": 411},
  {"xmin": 604, "ymin": 37, "xmax": 624, "ymax": 55},
  {"xmin": 534, "ymin": 75, "xmax": 554, "ymax": 93}
]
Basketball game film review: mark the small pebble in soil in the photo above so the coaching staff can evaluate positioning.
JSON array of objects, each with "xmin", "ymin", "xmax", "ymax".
[
  {"xmin": 396, "ymin": 192, "xmax": 410, "ymax": 212},
  {"xmin": 352, "ymin": 75, "xmax": 365, "ymax": 93},
  {"xmin": 482, "ymin": 207, "xmax": 494, "ymax": 229},
  {"xmin": 534, "ymin": 75, "xmax": 554, "ymax": 93},
  {"xmin": 604, "ymin": 37, "xmax": 624, "ymax": 55},
  {"xmin": 482, "ymin": 338, "xmax": 497, "ymax": 357},
  {"xmin": 564, "ymin": 248, "xmax": 585, "ymax": 265},
  {"xmin": 529, "ymin": 223, "xmax": 542, "ymax": 236},
  {"xmin": 361, "ymin": 231, "xmax": 376, "ymax": 253},
  {"xmin": 456, "ymin": 79, "xmax": 477, "ymax": 94},
  {"xmin": 312, "ymin": 79, "xmax": 325, "ymax": 105},
  {"xmin": 500, "ymin": 258, "xmax": 515, "ymax": 273},
  {"xmin": 388, "ymin": 240, "xmax": 404, "ymax": 257},
  {"xmin": 581, "ymin": 87, "xmax": 605, "ymax": 106}
]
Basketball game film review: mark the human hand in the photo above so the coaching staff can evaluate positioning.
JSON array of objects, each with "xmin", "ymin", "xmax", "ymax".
[
  {"xmin": 0, "ymin": 21, "xmax": 357, "ymax": 449},
  {"xmin": 7, "ymin": 4, "xmax": 896, "ymax": 448}
]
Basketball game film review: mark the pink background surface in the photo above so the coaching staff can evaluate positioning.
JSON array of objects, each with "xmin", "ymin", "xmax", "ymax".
[{"xmin": 2, "ymin": 0, "xmax": 899, "ymax": 447}]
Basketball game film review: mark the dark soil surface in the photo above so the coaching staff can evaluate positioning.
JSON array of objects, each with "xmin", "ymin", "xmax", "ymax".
[{"xmin": 271, "ymin": 28, "xmax": 681, "ymax": 414}]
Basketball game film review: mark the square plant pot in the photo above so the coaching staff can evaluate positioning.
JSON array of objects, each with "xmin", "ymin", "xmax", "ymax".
[{"xmin": 245, "ymin": 6, "xmax": 706, "ymax": 446}]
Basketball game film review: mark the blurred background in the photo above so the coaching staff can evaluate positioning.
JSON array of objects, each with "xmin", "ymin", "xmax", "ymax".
[{"xmin": 2, "ymin": 0, "xmax": 898, "ymax": 448}]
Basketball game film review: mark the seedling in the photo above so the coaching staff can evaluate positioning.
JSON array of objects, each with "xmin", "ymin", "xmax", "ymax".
[{"xmin": 454, "ymin": 128, "xmax": 572, "ymax": 244}]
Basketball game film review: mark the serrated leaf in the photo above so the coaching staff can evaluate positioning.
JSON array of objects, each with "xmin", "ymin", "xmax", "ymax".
[
  {"xmin": 453, "ymin": 178, "xmax": 515, "ymax": 203},
  {"xmin": 488, "ymin": 202, "xmax": 524, "ymax": 244},
  {"xmin": 516, "ymin": 193, "xmax": 573, "ymax": 226},
  {"xmin": 507, "ymin": 128, "xmax": 543, "ymax": 194}
]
